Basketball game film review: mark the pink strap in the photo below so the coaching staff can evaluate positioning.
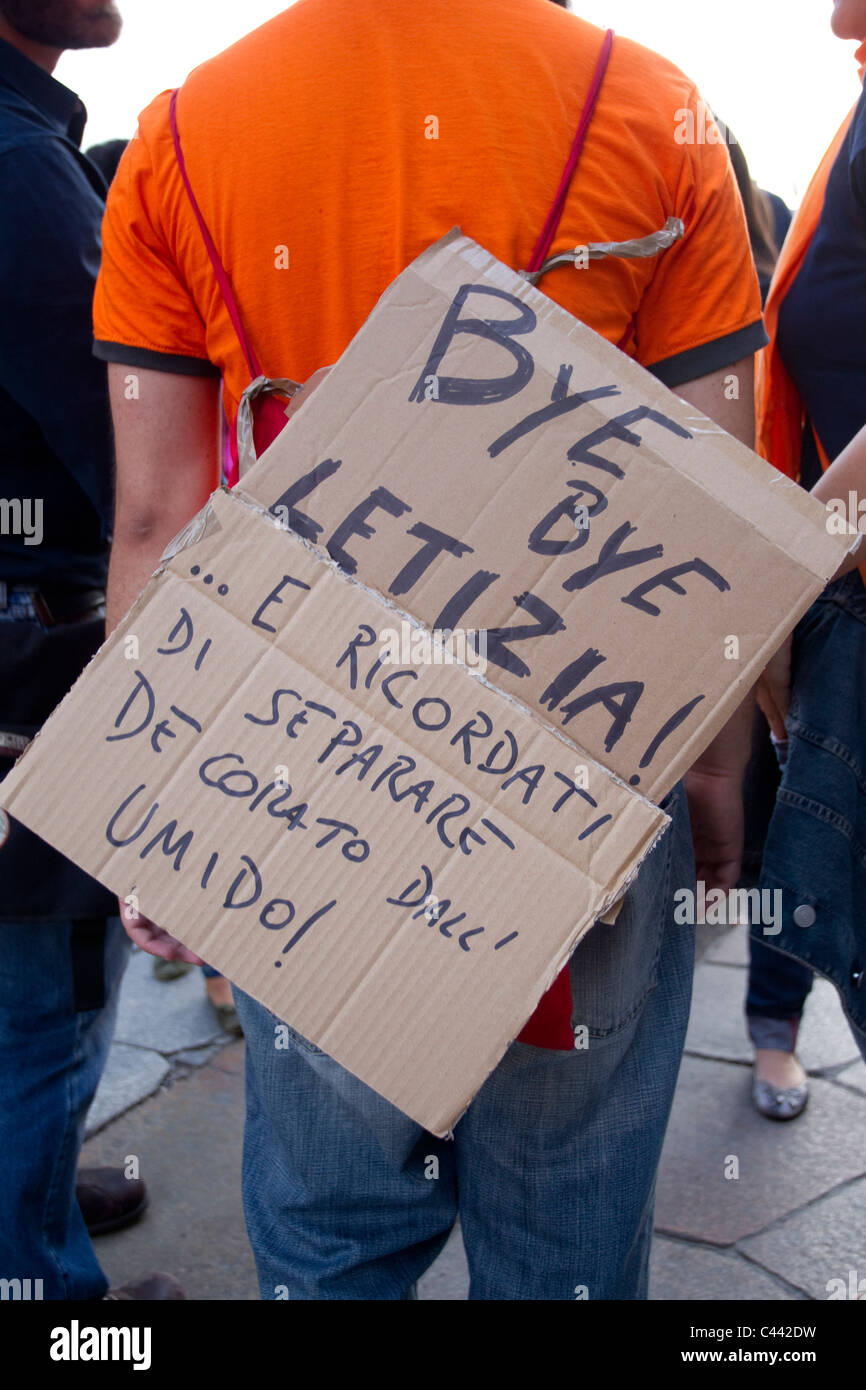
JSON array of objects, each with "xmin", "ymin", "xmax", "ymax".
[
  {"xmin": 526, "ymin": 28, "xmax": 614, "ymax": 275},
  {"xmin": 171, "ymin": 31, "xmax": 613, "ymax": 377},
  {"xmin": 169, "ymin": 88, "xmax": 262, "ymax": 381}
]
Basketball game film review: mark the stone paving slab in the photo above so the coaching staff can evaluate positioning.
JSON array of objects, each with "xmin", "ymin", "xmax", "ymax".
[
  {"xmin": 86, "ymin": 1043, "xmax": 170, "ymax": 1137},
  {"xmin": 81, "ymin": 1043, "xmax": 257, "ymax": 1300},
  {"xmin": 655, "ymin": 1056, "xmax": 866, "ymax": 1246},
  {"xmin": 703, "ymin": 925, "xmax": 749, "ymax": 967},
  {"xmin": 833, "ymin": 1057, "xmax": 866, "ymax": 1098},
  {"xmin": 413, "ymin": 1230, "xmax": 809, "ymax": 1301},
  {"xmin": 173, "ymin": 1043, "xmax": 225, "ymax": 1068},
  {"xmin": 649, "ymin": 1237, "xmax": 804, "ymax": 1301},
  {"xmin": 685, "ymin": 964, "xmax": 861, "ymax": 1072},
  {"xmin": 418, "ymin": 1226, "xmax": 469, "ymax": 1300},
  {"xmin": 82, "ymin": 941, "xmax": 865, "ymax": 1298},
  {"xmin": 740, "ymin": 1176, "xmax": 866, "ymax": 1302},
  {"xmin": 113, "ymin": 948, "xmax": 226, "ymax": 1054}
]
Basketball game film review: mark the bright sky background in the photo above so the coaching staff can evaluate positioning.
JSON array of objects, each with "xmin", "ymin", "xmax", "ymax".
[{"xmin": 57, "ymin": 0, "xmax": 863, "ymax": 209}]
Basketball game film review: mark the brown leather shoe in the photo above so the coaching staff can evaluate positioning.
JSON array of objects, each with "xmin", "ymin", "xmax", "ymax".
[
  {"xmin": 104, "ymin": 1272, "xmax": 185, "ymax": 1300},
  {"xmin": 77, "ymin": 1166, "xmax": 148, "ymax": 1236}
]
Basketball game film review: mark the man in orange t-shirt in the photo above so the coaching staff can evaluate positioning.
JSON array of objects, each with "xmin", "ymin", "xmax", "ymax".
[{"xmin": 94, "ymin": 0, "xmax": 764, "ymax": 1299}]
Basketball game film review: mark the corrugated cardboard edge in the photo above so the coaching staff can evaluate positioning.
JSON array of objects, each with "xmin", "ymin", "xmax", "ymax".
[{"xmin": 0, "ymin": 486, "xmax": 670, "ymax": 1138}]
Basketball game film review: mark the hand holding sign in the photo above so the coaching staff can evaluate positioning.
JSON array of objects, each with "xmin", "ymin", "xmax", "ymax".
[
  {"xmin": 119, "ymin": 896, "xmax": 205, "ymax": 965},
  {"xmin": 757, "ymin": 635, "xmax": 793, "ymax": 743},
  {"xmin": 682, "ymin": 768, "xmax": 745, "ymax": 895},
  {"xmin": 282, "ymin": 365, "xmax": 333, "ymax": 424}
]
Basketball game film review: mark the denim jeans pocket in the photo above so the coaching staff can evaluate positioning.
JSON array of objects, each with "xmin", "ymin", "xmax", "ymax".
[{"xmin": 566, "ymin": 783, "xmax": 680, "ymax": 1040}]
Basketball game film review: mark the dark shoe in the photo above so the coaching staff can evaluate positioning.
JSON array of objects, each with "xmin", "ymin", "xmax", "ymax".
[
  {"xmin": 214, "ymin": 1002, "xmax": 243, "ymax": 1038},
  {"xmin": 104, "ymin": 1272, "xmax": 185, "ymax": 1300},
  {"xmin": 77, "ymin": 1166, "xmax": 148, "ymax": 1236},
  {"xmin": 752, "ymin": 1075, "xmax": 809, "ymax": 1121},
  {"xmin": 153, "ymin": 957, "xmax": 193, "ymax": 982}
]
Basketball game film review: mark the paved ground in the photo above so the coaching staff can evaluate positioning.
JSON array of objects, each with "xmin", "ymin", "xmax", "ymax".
[{"xmin": 81, "ymin": 930, "xmax": 866, "ymax": 1300}]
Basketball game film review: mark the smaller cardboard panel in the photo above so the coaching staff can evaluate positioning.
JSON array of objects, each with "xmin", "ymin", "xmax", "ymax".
[
  {"xmin": 1, "ymin": 491, "xmax": 666, "ymax": 1134},
  {"xmin": 240, "ymin": 230, "xmax": 853, "ymax": 802}
]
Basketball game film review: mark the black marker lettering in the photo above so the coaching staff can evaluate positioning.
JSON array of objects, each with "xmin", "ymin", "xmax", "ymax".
[
  {"xmin": 412, "ymin": 697, "xmax": 451, "ymax": 733},
  {"xmin": 223, "ymin": 854, "xmax": 262, "ymax": 910},
  {"xmin": 334, "ymin": 744, "xmax": 383, "ymax": 781},
  {"xmin": 244, "ymin": 688, "xmax": 302, "ymax": 728},
  {"xmin": 278, "ymin": 899, "xmax": 337, "ymax": 956},
  {"xmin": 562, "ymin": 522, "xmax": 663, "ymax": 592},
  {"xmin": 317, "ymin": 720, "xmax": 363, "ymax": 764},
  {"xmin": 386, "ymin": 865, "xmax": 433, "ymax": 908},
  {"xmin": 106, "ymin": 670, "xmax": 155, "ymax": 742},
  {"xmin": 540, "ymin": 649, "xmax": 606, "ymax": 713},
  {"xmin": 622, "ymin": 558, "xmax": 730, "ymax": 616},
  {"xmin": 551, "ymin": 771, "xmax": 597, "ymax": 813},
  {"xmin": 269, "ymin": 457, "xmax": 342, "ymax": 542},
  {"xmin": 409, "ymin": 284, "xmax": 536, "ymax": 405},
  {"xmin": 389, "ymin": 522, "xmax": 473, "ymax": 597},
  {"xmin": 326, "ymin": 487, "xmax": 411, "ymax": 574},
  {"xmin": 199, "ymin": 752, "xmax": 258, "ymax": 797},
  {"xmin": 252, "ymin": 575, "xmax": 311, "ymax": 634},
  {"xmin": 432, "ymin": 794, "xmax": 471, "ymax": 847},
  {"xmin": 140, "ymin": 819, "xmax": 194, "ymax": 871},
  {"xmin": 380, "ymin": 668, "xmax": 418, "ymax": 708},
  {"xmin": 105, "ymin": 783, "xmax": 158, "ymax": 846},
  {"xmin": 369, "ymin": 753, "xmax": 415, "ymax": 792},
  {"xmin": 488, "ymin": 371, "xmax": 620, "ymax": 457},
  {"xmin": 477, "ymin": 730, "xmax": 518, "ymax": 775},
  {"xmin": 480, "ymin": 591, "xmax": 565, "ymax": 678},
  {"xmin": 567, "ymin": 407, "xmax": 691, "ymax": 479},
  {"xmin": 559, "ymin": 680, "xmax": 644, "ymax": 752},
  {"xmin": 501, "ymin": 764, "xmax": 545, "ymax": 803},
  {"xmin": 335, "ymin": 626, "xmax": 377, "ymax": 690},
  {"xmin": 449, "ymin": 711, "xmax": 493, "ymax": 765},
  {"xmin": 435, "ymin": 569, "xmax": 499, "ymax": 632},
  {"xmin": 157, "ymin": 607, "xmax": 194, "ymax": 655},
  {"xmin": 528, "ymin": 480, "xmax": 607, "ymax": 556}
]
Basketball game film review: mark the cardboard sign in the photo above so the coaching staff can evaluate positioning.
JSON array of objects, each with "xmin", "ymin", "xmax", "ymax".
[
  {"xmin": 241, "ymin": 230, "xmax": 850, "ymax": 800},
  {"xmin": 0, "ymin": 491, "xmax": 665, "ymax": 1133},
  {"xmin": 0, "ymin": 231, "xmax": 851, "ymax": 1132}
]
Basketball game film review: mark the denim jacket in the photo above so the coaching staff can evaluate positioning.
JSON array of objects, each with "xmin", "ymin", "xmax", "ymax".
[{"xmin": 753, "ymin": 570, "xmax": 866, "ymax": 1054}]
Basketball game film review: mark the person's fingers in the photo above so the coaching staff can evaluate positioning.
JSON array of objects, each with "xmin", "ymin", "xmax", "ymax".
[
  {"xmin": 756, "ymin": 683, "xmax": 786, "ymax": 742},
  {"xmin": 698, "ymin": 857, "xmax": 742, "ymax": 895},
  {"xmin": 758, "ymin": 637, "xmax": 792, "ymax": 740},
  {"xmin": 120, "ymin": 903, "xmax": 205, "ymax": 964},
  {"xmin": 768, "ymin": 672, "xmax": 790, "ymax": 726},
  {"xmin": 284, "ymin": 364, "xmax": 334, "ymax": 423}
]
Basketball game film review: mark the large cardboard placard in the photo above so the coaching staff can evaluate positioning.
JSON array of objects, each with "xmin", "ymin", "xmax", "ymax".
[
  {"xmin": 0, "ymin": 491, "xmax": 665, "ymax": 1133},
  {"xmin": 241, "ymin": 230, "xmax": 850, "ymax": 800},
  {"xmin": 0, "ymin": 231, "xmax": 851, "ymax": 1133}
]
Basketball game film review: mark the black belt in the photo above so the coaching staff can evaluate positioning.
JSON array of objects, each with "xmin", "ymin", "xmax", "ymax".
[{"xmin": 0, "ymin": 581, "xmax": 105, "ymax": 626}]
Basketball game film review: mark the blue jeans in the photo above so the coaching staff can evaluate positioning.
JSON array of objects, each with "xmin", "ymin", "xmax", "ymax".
[
  {"xmin": 741, "ymin": 711, "xmax": 815, "ymax": 1051},
  {"xmin": 753, "ymin": 571, "xmax": 866, "ymax": 1059},
  {"xmin": 746, "ymin": 936, "xmax": 814, "ymax": 1052},
  {"xmin": 233, "ymin": 782, "xmax": 695, "ymax": 1300},
  {"xmin": 0, "ymin": 916, "xmax": 130, "ymax": 1300}
]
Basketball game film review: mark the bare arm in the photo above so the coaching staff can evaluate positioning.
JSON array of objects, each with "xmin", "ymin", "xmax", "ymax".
[
  {"xmin": 107, "ymin": 365, "xmax": 219, "ymax": 960},
  {"xmin": 106, "ymin": 365, "xmax": 221, "ymax": 633},
  {"xmin": 106, "ymin": 363, "xmax": 328, "ymax": 959},
  {"xmin": 812, "ymin": 421, "xmax": 866, "ymax": 575},
  {"xmin": 675, "ymin": 358, "xmax": 757, "ymax": 888},
  {"xmin": 757, "ymin": 419, "xmax": 866, "ymax": 738}
]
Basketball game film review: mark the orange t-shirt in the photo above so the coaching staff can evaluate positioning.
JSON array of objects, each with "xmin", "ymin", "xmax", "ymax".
[{"xmin": 93, "ymin": 0, "xmax": 764, "ymax": 421}]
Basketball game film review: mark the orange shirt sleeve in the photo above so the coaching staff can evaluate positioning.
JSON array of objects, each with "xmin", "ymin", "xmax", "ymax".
[
  {"xmin": 93, "ymin": 91, "xmax": 217, "ymax": 375},
  {"xmin": 634, "ymin": 85, "xmax": 766, "ymax": 385}
]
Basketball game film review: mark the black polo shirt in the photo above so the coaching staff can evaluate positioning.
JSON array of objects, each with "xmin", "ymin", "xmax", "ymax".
[{"xmin": 0, "ymin": 37, "xmax": 112, "ymax": 588}]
